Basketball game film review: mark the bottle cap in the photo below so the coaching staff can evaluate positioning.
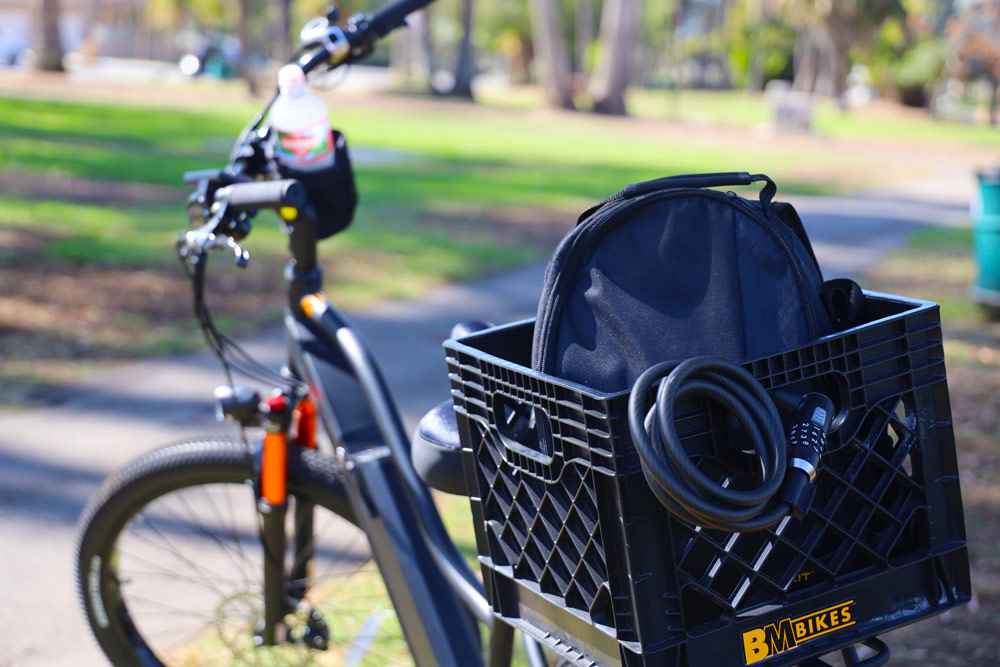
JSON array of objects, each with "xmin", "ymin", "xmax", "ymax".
[{"xmin": 278, "ymin": 64, "xmax": 306, "ymax": 92}]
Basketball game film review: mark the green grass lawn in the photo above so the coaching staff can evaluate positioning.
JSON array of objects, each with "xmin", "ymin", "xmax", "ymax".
[
  {"xmin": 0, "ymin": 94, "xmax": 852, "ymax": 201},
  {"xmin": 480, "ymin": 85, "xmax": 1000, "ymax": 149},
  {"xmin": 0, "ymin": 90, "xmax": 875, "ymax": 404},
  {"xmin": 638, "ymin": 88, "xmax": 1000, "ymax": 148},
  {"xmin": 0, "ymin": 87, "xmax": 984, "ymax": 405}
]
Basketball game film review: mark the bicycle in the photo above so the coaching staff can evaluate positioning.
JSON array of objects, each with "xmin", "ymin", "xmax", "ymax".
[
  {"xmin": 75, "ymin": 1, "xmax": 528, "ymax": 664},
  {"xmin": 74, "ymin": 2, "xmax": 954, "ymax": 666}
]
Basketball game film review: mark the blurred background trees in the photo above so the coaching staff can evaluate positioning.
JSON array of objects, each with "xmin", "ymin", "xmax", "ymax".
[
  {"xmin": 10, "ymin": 0, "xmax": 1000, "ymax": 124},
  {"xmin": 948, "ymin": 0, "xmax": 1000, "ymax": 124}
]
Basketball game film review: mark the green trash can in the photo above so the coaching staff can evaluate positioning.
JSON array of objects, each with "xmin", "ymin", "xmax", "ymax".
[{"xmin": 971, "ymin": 168, "xmax": 1000, "ymax": 314}]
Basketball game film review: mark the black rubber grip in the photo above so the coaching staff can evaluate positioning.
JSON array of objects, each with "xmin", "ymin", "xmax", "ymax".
[
  {"xmin": 368, "ymin": 0, "xmax": 435, "ymax": 38},
  {"xmin": 216, "ymin": 180, "xmax": 308, "ymax": 212}
]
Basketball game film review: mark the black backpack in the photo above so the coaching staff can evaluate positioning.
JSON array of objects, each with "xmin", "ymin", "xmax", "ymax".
[{"xmin": 531, "ymin": 172, "xmax": 841, "ymax": 392}]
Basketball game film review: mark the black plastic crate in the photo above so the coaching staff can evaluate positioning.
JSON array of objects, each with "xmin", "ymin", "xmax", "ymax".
[{"xmin": 445, "ymin": 292, "xmax": 970, "ymax": 666}]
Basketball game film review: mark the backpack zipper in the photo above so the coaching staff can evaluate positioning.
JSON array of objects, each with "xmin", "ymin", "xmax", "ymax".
[
  {"xmin": 536, "ymin": 189, "xmax": 820, "ymax": 374},
  {"xmin": 719, "ymin": 190, "xmax": 821, "ymax": 337}
]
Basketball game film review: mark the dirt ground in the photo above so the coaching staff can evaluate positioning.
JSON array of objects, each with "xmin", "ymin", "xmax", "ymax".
[{"xmin": 865, "ymin": 245, "xmax": 1000, "ymax": 666}]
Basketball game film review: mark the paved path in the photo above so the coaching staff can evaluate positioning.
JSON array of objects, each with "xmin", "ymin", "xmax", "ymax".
[{"xmin": 0, "ymin": 189, "xmax": 970, "ymax": 666}]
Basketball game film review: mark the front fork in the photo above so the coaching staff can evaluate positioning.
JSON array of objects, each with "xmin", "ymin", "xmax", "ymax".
[
  {"xmin": 290, "ymin": 399, "xmax": 318, "ymax": 600},
  {"xmin": 257, "ymin": 397, "xmax": 317, "ymax": 646}
]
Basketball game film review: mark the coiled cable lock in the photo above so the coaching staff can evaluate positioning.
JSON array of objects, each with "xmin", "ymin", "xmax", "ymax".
[{"xmin": 628, "ymin": 357, "xmax": 834, "ymax": 533}]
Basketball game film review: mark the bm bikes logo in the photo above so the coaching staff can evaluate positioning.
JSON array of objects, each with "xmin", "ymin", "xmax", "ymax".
[{"xmin": 742, "ymin": 600, "xmax": 855, "ymax": 664}]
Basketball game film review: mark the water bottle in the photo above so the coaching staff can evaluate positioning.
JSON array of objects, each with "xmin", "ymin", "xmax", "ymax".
[{"xmin": 270, "ymin": 64, "xmax": 334, "ymax": 171}]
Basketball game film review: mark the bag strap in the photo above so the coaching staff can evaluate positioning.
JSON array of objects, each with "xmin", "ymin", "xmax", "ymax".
[
  {"xmin": 820, "ymin": 278, "xmax": 867, "ymax": 330},
  {"xmin": 578, "ymin": 172, "xmax": 777, "ymax": 223}
]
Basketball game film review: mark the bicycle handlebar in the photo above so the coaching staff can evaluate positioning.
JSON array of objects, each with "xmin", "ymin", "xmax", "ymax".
[
  {"xmin": 367, "ymin": 0, "xmax": 435, "ymax": 39},
  {"xmin": 297, "ymin": 0, "xmax": 435, "ymax": 74},
  {"xmin": 214, "ymin": 180, "xmax": 308, "ymax": 213}
]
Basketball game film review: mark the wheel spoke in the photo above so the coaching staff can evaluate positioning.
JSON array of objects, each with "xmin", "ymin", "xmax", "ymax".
[
  {"xmin": 178, "ymin": 485, "xmax": 256, "ymax": 582},
  {"xmin": 80, "ymin": 441, "xmax": 418, "ymax": 666},
  {"xmin": 117, "ymin": 537, "xmax": 237, "ymax": 595},
  {"xmin": 129, "ymin": 509, "xmax": 235, "ymax": 587}
]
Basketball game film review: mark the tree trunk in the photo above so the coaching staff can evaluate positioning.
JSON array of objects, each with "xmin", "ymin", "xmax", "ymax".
[
  {"xmin": 811, "ymin": 24, "xmax": 835, "ymax": 97},
  {"xmin": 529, "ymin": 0, "xmax": 575, "ymax": 110},
  {"xmin": 80, "ymin": 0, "xmax": 102, "ymax": 59},
  {"xmin": 830, "ymin": 17, "xmax": 853, "ymax": 101},
  {"xmin": 743, "ymin": 0, "xmax": 766, "ymax": 91},
  {"xmin": 37, "ymin": 0, "xmax": 64, "ymax": 71},
  {"xmin": 575, "ymin": 0, "xmax": 594, "ymax": 75},
  {"xmin": 588, "ymin": 0, "xmax": 638, "ymax": 115},
  {"xmin": 279, "ymin": 0, "xmax": 292, "ymax": 62},
  {"xmin": 990, "ymin": 77, "xmax": 999, "ymax": 127},
  {"xmin": 512, "ymin": 32, "xmax": 533, "ymax": 85},
  {"xmin": 389, "ymin": 20, "xmax": 412, "ymax": 81},
  {"xmin": 795, "ymin": 8, "xmax": 857, "ymax": 101},
  {"xmin": 239, "ymin": 0, "xmax": 258, "ymax": 95},
  {"xmin": 450, "ymin": 0, "xmax": 475, "ymax": 98},
  {"xmin": 793, "ymin": 28, "xmax": 818, "ymax": 93},
  {"xmin": 417, "ymin": 10, "xmax": 435, "ymax": 80},
  {"xmin": 745, "ymin": 56, "xmax": 764, "ymax": 92}
]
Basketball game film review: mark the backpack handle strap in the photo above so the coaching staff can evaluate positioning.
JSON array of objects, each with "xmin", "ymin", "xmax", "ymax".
[{"xmin": 578, "ymin": 172, "xmax": 776, "ymax": 223}]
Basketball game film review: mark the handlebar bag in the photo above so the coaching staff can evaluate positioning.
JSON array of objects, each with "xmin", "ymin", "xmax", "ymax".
[
  {"xmin": 531, "ymin": 172, "xmax": 838, "ymax": 392},
  {"xmin": 277, "ymin": 130, "xmax": 357, "ymax": 239}
]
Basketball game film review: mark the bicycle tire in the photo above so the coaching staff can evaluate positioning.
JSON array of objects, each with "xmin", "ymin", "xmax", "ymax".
[{"xmin": 76, "ymin": 437, "xmax": 415, "ymax": 666}]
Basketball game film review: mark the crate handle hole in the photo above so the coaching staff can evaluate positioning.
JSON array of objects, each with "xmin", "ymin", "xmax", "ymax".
[{"xmin": 492, "ymin": 394, "xmax": 554, "ymax": 465}]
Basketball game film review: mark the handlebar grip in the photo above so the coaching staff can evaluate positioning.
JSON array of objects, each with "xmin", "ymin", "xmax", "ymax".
[
  {"xmin": 367, "ymin": 0, "xmax": 435, "ymax": 38},
  {"xmin": 215, "ymin": 180, "xmax": 308, "ymax": 212},
  {"xmin": 621, "ymin": 172, "xmax": 754, "ymax": 197}
]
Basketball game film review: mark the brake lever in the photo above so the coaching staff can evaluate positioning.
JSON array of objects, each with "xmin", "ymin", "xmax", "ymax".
[
  {"xmin": 176, "ymin": 217, "xmax": 251, "ymax": 269},
  {"xmin": 177, "ymin": 220, "xmax": 216, "ymax": 260},
  {"xmin": 221, "ymin": 236, "xmax": 251, "ymax": 268}
]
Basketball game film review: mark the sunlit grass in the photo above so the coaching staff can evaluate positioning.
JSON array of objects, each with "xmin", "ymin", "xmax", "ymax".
[
  {"xmin": 0, "ymin": 87, "xmax": 981, "ymax": 404},
  {"xmin": 0, "ymin": 94, "xmax": 853, "ymax": 199},
  {"xmin": 168, "ymin": 563, "xmax": 412, "ymax": 666},
  {"xmin": 169, "ymin": 493, "xmax": 534, "ymax": 666},
  {"xmin": 863, "ymin": 225, "xmax": 979, "ymax": 323},
  {"xmin": 481, "ymin": 84, "xmax": 1000, "ymax": 148}
]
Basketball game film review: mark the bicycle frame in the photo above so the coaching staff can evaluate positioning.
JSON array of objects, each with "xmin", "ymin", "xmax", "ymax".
[{"xmin": 257, "ymin": 205, "xmax": 535, "ymax": 666}]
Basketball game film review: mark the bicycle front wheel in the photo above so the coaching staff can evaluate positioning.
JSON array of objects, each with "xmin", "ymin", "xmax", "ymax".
[{"xmin": 77, "ymin": 437, "xmax": 416, "ymax": 666}]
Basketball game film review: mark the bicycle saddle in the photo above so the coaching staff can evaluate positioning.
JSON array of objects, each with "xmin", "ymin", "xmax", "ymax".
[
  {"xmin": 411, "ymin": 320, "xmax": 493, "ymax": 496},
  {"xmin": 411, "ymin": 399, "xmax": 465, "ymax": 495}
]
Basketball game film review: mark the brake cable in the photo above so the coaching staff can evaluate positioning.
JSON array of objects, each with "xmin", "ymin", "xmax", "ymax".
[{"xmin": 181, "ymin": 247, "xmax": 305, "ymax": 395}]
